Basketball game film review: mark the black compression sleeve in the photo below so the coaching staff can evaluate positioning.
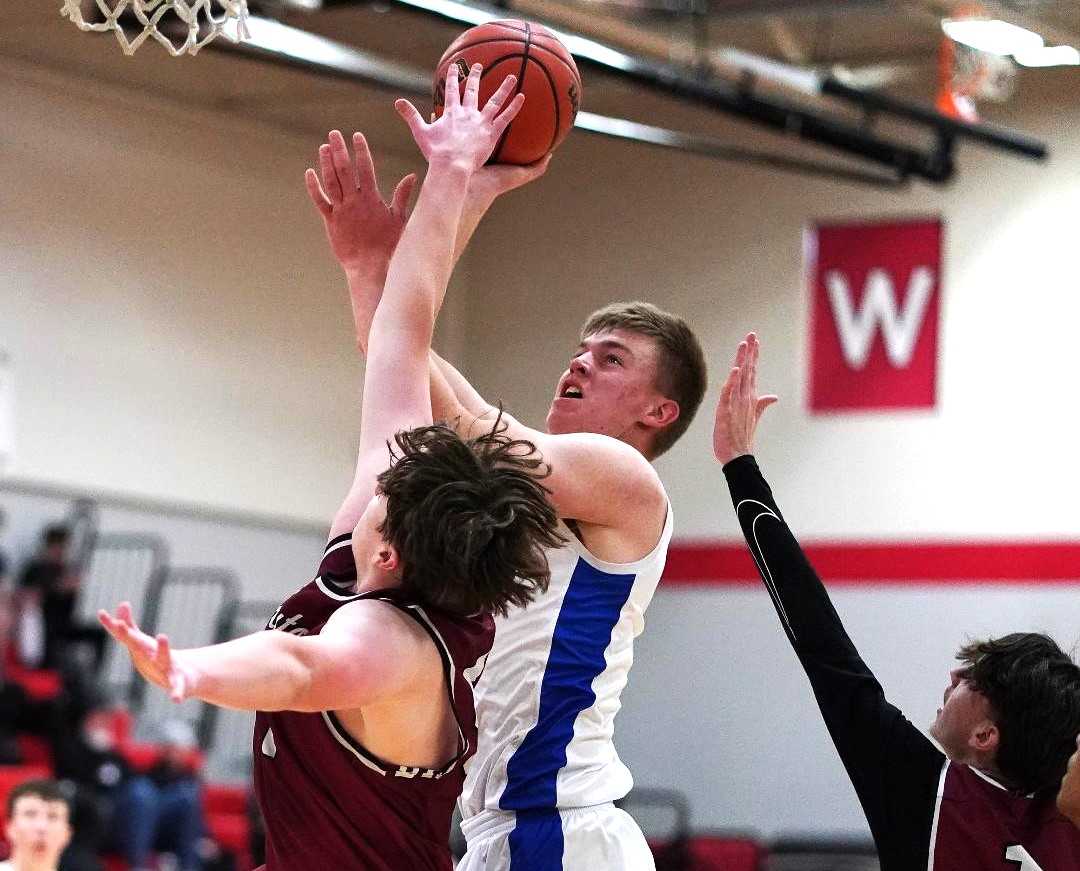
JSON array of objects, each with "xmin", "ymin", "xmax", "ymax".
[{"xmin": 722, "ymin": 454, "xmax": 945, "ymax": 865}]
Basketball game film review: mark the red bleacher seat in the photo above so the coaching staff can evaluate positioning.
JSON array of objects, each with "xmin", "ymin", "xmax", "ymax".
[
  {"xmin": 683, "ymin": 834, "xmax": 766, "ymax": 871},
  {"xmin": 5, "ymin": 665, "xmax": 62, "ymax": 702},
  {"xmin": 203, "ymin": 783, "xmax": 251, "ymax": 866},
  {"xmin": 14, "ymin": 735, "xmax": 51, "ymax": 768},
  {"xmin": 204, "ymin": 783, "xmax": 247, "ymax": 816}
]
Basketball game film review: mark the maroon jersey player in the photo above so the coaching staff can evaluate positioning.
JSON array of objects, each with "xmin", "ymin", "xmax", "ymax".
[
  {"xmin": 99, "ymin": 65, "xmax": 562, "ymax": 870},
  {"xmin": 712, "ymin": 334, "xmax": 1080, "ymax": 871}
]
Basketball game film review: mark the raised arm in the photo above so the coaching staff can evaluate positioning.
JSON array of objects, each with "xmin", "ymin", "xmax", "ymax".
[
  {"xmin": 307, "ymin": 136, "xmax": 550, "ymax": 358},
  {"xmin": 714, "ymin": 334, "xmax": 943, "ymax": 855},
  {"xmin": 305, "ymin": 130, "xmax": 416, "ymax": 356},
  {"xmin": 325, "ymin": 66, "xmax": 525, "ymax": 537}
]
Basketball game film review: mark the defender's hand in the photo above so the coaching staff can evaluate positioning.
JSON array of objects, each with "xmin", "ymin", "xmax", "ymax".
[
  {"xmin": 305, "ymin": 130, "xmax": 417, "ymax": 276},
  {"xmin": 395, "ymin": 64, "xmax": 525, "ymax": 172},
  {"xmin": 712, "ymin": 332, "xmax": 778, "ymax": 466},
  {"xmin": 98, "ymin": 602, "xmax": 196, "ymax": 703}
]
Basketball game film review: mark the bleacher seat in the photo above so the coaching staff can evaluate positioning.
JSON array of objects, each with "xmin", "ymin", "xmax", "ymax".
[
  {"xmin": 653, "ymin": 833, "xmax": 766, "ymax": 871},
  {"xmin": 6, "ymin": 664, "xmax": 62, "ymax": 702}
]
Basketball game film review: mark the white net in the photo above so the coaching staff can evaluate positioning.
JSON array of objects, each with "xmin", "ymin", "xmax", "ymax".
[{"xmin": 60, "ymin": 0, "xmax": 250, "ymax": 56}]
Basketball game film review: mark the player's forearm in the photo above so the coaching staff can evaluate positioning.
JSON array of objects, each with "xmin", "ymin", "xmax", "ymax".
[
  {"xmin": 723, "ymin": 455, "xmax": 863, "ymax": 664},
  {"xmin": 452, "ymin": 192, "xmax": 496, "ymax": 268},
  {"xmin": 381, "ymin": 160, "xmax": 471, "ymax": 332},
  {"xmin": 181, "ymin": 631, "xmax": 318, "ymax": 712},
  {"xmin": 344, "ymin": 265, "xmax": 385, "ymax": 355},
  {"xmin": 430, "ymin": 351, "xmax": 494, "ymax": 419}
]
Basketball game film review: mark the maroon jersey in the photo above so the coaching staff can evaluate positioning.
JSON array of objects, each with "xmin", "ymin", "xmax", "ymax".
[
  {"xmin": 252, "ymin": 533, "xmax": 495, "ymax": 870},
  {"xmin": 931, "ymin": 762, "xmax": 1080, "ymax": 870}
]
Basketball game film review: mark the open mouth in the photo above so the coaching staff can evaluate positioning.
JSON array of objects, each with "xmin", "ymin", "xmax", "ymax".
[{"xmin": 560, "ymin": 385, "xmax": 584, "ymax": 399}]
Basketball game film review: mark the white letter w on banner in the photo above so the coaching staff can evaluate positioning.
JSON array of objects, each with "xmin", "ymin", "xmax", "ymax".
[{"xmin": 825, "ymin": 267, "xmax": 934, "ymax": 369}]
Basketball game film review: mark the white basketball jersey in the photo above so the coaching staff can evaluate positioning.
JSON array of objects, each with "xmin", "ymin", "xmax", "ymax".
[{"xmin": 459, "ymin": 502, "xmax": 673, "ymax": 819}]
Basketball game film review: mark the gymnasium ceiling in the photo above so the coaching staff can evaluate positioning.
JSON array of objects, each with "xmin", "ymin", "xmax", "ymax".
[{"xmin": 4, "ymin": 0, "xmax": 1079, "ymax": 177}]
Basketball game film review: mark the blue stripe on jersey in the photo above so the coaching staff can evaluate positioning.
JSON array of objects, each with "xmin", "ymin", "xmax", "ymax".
[
  {"xmin": 500, "ymin": 558, "xmax": 635, "ymax": 869},
  {"xmin": 507, "ymin": 809, "xmax": 563, "ymax": 869}
]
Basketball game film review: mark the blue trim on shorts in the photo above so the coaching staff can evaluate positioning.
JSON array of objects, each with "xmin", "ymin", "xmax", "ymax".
[
  {"xmin": 500, "ymin": 558, "xmax": 636, "ymax": 868},
  {"xmin": 507, "ymin": 809, "xmax": 563, "ymax": 870}
]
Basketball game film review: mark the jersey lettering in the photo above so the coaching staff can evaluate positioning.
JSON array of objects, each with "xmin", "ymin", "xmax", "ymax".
[
  {"xmin": 1005, "ymin": 845, "xmax": 1044, "ymax": 871},
  {"xmin": 261, "ymin": 727, "xmax": 277, "ymax": 758},
  {"xmin": 267, "ymin": 609, "xmax": 309, "ymax": 636}
]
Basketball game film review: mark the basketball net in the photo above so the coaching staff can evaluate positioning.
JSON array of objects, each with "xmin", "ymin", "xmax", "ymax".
[
  {"xmin": 936, "ymin": 6, "xmax": 1017, "ymax": 121},
  {"xmin": 60, "ymin": 0, "xmax": 250, "ymax": 56}
]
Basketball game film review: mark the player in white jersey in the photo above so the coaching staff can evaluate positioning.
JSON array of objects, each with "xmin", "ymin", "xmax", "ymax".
[{"xmin": 307, "ymin": 142, "xmax": 707, "ymax": 869}]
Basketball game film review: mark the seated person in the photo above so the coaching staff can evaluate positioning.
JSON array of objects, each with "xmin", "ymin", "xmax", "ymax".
[
  {"xmin": 1, "ymin": 779, "xmax": 72, "ymax": 871},
  {"xmin": 54, "ymin": 706, "xmax": 205, "ymax": 871},
  {"xmin": 0, "ymin": 508, "xmax": 9, "ymax": 589}
]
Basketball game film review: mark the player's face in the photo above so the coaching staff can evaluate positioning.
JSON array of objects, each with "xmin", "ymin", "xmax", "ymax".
[
  {"xmin": 546, "ymin": 329, "xmax": 664, "ymax": 441},
  {"xmin": 5, "ymin": 795, "xmax": 71, "ymax": 866},
  {"xmin": 1058, "ymin": 734, "xmax": 1080, "ymax": 826},
  {"xmin": 351, "ymin": 494, "xmax": 391, "ymax": 576},
  {"xmin": 929, "ymin": 667, "xmax": 995, "ymax": 759}
]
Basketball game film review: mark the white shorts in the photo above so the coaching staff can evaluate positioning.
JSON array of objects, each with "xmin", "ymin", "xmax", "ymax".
[{"xmin": 457, "ymin": 803, "xmax": 655, "ymax": 871}]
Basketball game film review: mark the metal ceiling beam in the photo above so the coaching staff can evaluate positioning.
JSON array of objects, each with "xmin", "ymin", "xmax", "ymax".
[
  {"xmin": 217, "ymin": 15, "xmax": 906, "ymax": 187},
  {"xmin": 378, "ymin": 0, "xmax": 1048, "ymax": 179},
  {"xmin": 697, "ymin": 0, "xmax": 891, "ymax": 19}
]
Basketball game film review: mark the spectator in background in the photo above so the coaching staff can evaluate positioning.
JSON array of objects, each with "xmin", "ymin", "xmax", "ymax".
[
  {"xmin": 17, "ymin": 526, "xmax": 104, "ymax": 673},
  {"xmin": 55, "ymin": 706, "xmax": 205, "ymax": 871},
  {"xmin": 1061, "ymin": 735, "xmax": 1080, "ymax": 827},
  {"xmin": 0, "ymin": 508, "xmax": 9, "ymax": 589},
  {"xmin": 0, "ymin": 591, "xmax": 31, "ymax": 764},
  {"xmin": 0, "ymin": 779, "xmax": 72, "ymax": 871}
]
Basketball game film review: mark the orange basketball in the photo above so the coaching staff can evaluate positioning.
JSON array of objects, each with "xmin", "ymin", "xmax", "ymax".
[{"xmin": 433, "ymin": 20, "xmax": 582, "ymax": 165}]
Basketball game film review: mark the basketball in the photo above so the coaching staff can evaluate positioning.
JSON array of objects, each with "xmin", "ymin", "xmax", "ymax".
[{"xmin": 433, "ymin": 20, "xmax": 582, "ymax": 165}]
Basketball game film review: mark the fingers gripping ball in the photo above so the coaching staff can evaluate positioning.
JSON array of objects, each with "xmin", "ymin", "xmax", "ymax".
[{"xmin": 433, "ymin": 20, "xmax": 582, "ymax": 165}]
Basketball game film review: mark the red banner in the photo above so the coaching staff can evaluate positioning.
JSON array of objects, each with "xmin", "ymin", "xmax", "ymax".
[
  {"xmin": 807, "ymin": 218, "xmax": 942, "ymax": 412},
  {"xmin": 663, "ymin": 541, "xmax": 1080, "ymax": 586}
]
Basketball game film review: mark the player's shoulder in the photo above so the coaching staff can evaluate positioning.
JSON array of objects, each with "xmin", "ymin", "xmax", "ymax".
[
  {"xmin": 547, "ymin": 431, "xmax": 664, "ymax": 492},
  {"xmin": 327, "ymin": 595, "xmax": 420, "ymax": 639}
]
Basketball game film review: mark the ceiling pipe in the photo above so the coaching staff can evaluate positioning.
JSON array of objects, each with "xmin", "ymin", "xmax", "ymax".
[
  {"xmin": 376, "ymin": 0, "xmax": 1048, "ymax": 178},
  {"xmin": 219, "ymin": 15, "xmax": 907, "ymax": 187}
]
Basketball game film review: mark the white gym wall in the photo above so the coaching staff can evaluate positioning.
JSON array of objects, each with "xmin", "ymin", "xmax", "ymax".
[{"xmin": 1, "ymin": 36, "xmax": 1078, "ymax": 840}]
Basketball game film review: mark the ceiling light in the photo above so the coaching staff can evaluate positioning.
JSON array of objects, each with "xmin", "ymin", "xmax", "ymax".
[
  {"xmin": 941, "ymin": 19, "xmax": 1044, "ymax": 56},
  {"xmin": 1013, "ymin": 45, "xmax": 1080, "ymax": 67}
]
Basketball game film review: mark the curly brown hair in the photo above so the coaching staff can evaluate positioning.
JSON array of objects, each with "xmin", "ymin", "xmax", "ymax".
[{"xmin": 376, "ymin": 419, "xmax": 564, "ymax": 617}]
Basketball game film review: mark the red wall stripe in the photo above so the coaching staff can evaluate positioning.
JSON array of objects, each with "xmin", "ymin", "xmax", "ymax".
[{"xmin": 663, "ymin": 541, "xmax": 1080, "ymax": 586}]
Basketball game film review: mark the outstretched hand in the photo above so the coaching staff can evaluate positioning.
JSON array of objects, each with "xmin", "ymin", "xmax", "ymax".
[
  {"xmin": 305, "ymin": 130, "xmax": 417, "ymax": 276},
  {"xmin": 712, "ymin": 333, "xmax": 778, "ymax": 466},
  {"xmin": 466, "ymin": 155, "xmax": 552, "ymax": 207},
  {"xmin": 395, "ymin": 63, "xmax": 526, "ymax": 171},
  {"xmin": 98, "ymin": 602, "xmax": 195, "ymax": 704}
]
